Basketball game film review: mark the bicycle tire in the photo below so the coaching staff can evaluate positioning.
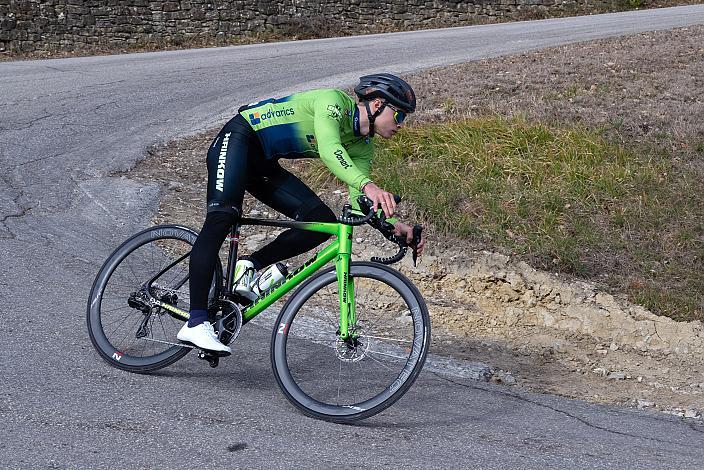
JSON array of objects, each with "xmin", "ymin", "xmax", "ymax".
[
  {"xmin": 87, "ymin": 224, "xmax": 222, "ymax": 373},
  {"xmin": 270, "ymin": 262, "xmax": 430, "ymax": 423}
]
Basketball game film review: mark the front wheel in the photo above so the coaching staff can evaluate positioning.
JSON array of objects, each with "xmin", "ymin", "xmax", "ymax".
[{"xmin": 271, "ymin": 262, "xmax": 430, "ymax": 423}]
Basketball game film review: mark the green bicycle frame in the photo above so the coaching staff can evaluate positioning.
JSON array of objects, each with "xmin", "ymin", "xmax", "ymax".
[{"xmin": 155, "ymin": 218, "xmax": 359, "ymax": 340}]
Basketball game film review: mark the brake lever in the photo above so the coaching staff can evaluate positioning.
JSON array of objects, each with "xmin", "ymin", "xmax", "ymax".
[
  {"xmin": 411, "ymin": 225, "xmax": 423, "ymax": 267},
  {"xmin": 357, "ymin": 194, "xmax": 410, "ymax": 265}
]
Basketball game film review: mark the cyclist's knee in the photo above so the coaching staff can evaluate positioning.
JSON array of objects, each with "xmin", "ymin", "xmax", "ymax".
[
  {"xmin": 201, "ymin": 209, "xmax": 238, "ymax": 237},
  {"xmin": 296, "ymin": 201, "xmax": 335, "ymax": 224},
  {"xmin": 297, "ymin": 201, "xmax": 336, "ymax": 242},
  {"xmin": 207, "ymin": 201, "xmax": 241, "ymax": 220},
  {"xmin": 191, "ymin": 209, "xmax": 238, "ymax": 264}
]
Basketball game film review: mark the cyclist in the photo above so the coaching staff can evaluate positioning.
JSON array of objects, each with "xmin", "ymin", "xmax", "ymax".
[{"xmin": 177, "ymin": 73, "xmax": 426, "ymax": 354}]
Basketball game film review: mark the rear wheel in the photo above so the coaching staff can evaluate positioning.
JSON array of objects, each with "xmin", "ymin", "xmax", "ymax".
[
  {"xmin": 271, "ymin": 262, "xmax": 430, "ymax": 423},
  {"xmin": 86, "ymin": 225, "xmax": 222, "ymax": 373}
]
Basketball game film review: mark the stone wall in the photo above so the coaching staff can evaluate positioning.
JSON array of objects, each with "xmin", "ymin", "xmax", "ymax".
[
  {"xmin": 0, "ymin": 0, "xmax": 640, "ymax": 53},
  {"xmin": 0, "ymin": 0, "xmax": 631, "ymax": 55}
]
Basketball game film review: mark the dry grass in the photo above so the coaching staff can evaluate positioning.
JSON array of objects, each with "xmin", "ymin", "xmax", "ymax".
[
  {"xmin": 129, "ymin": 24, "xmax": 704, "ymax": 321},
  {"xmin": 394, "ymin": 25, "xmax": 704, "ymax": 320}
]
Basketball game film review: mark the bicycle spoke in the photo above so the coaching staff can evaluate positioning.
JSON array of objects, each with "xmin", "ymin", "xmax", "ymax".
[
  {"xmin": 115, "ymin": 314, "xmax": 145, "ymax": 349},
  {"xmin": 102, "ymin": 282, "xmax": 143, "ymax": 290},
  {"xmin": 102, "ymin": 314, "xmax": 137, "ymax": 330},
  {"xmin": 157, "ymin": 314, "xmax": 170, "ymax": 341},
  {"xmin": 124, "ymin": 259, "xmax": 143, "ymax": 288},
  {"xmin": 138, "ymin": 335, "xmax": 148, "ymax": 357},
  {"xmin": 363, "ymin": 350, "xmax": 397, "ymax": 371},
  {"xmin": 366, "ymin": 349, "xmax": 408, "ymax": 361},
  {"xmin": 149, "ymin": 242, "xmax": 156, "ymax": 276},
  {"xmin": 100, "ymin": 305, "xmax": 136, "ymax": 318},
  {"xmin": 277, "ymin": 265, "xmax": 428, "ymax": 419},
  {"xmin": 106, "ymin": 310, "xmax": 138, "ymax": 337},
  {"xmin": 362, "ymin": 335, "xmax": 412, "ymax": 344},
  {"xmin": 88, "ymin": 228, "xmax": 203, "ymax": 371},
  {"xmin": 337, "ymin": 359, "xmax": 342, "ymax": 405}
]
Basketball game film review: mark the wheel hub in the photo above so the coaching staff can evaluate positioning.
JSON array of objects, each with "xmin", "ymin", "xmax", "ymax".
[{"xmin": 335, "ymin": 330, "xmax": 369, "ymax": 362}]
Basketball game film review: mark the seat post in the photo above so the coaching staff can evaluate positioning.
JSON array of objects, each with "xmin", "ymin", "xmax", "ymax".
[{"xmin": 224, "ymin": 222, "xmax": 241, "ymax": 294}]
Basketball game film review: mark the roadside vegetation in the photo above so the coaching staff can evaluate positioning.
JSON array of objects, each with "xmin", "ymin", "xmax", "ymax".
[
  {"xmin": 300, "ymin": 116, "xmax": 702, "ymax": 321},
  {"xmin": 395, "ymin": 26, "xmax": 704, "ymax": 322},
  {"xmin": 128, "ymin": 20, "xmax": 704, "ymax": 411},
  {"xmin": 379, "ymin": 119, "xmax": 701, "ymax": 321},
  {"xmin": 134, "ymin": 25, "xmax": 703, "ymax": 322},
  {"xmin": 300, "ymin": 25, "xmax": 704, "ymax": 321}
]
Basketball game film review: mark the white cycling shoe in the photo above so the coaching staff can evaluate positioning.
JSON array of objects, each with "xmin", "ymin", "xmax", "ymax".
[{"xmin": 177, "ymin": 321, "xmax": 232, "ymax": 356}]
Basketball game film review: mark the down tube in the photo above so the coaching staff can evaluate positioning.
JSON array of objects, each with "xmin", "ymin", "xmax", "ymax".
[{"xmin": 241, "ymin": 242, "xmax": 339, "ymax": 324}]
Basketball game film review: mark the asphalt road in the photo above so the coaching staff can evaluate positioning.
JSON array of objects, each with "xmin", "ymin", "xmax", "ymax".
[{"xmin": 2, "ymin": 5, "xmax": 704, "ymax": 469}]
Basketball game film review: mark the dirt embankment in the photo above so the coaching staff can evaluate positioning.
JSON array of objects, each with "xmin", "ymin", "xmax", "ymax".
[{"xmin": 130, "ymin": 26, "xmax": 704, "ymax": 418}]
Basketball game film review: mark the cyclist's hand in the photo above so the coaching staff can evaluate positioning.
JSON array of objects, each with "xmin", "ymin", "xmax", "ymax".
[
  {"xmin": 363, "ymin": 182, "xmax": 397, "ymax": 218},
  {"xmin": 394, "ymin": 222, "xmax": 425, "ymax": 256}
]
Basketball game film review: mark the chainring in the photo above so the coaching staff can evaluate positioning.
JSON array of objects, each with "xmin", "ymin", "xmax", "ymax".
[{"xmin": 213, "ymin": 299, "xmax": 243, "ymax": 346}]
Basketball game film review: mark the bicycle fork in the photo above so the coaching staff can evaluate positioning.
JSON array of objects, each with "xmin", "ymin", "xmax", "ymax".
[{"xmin": 335, "ymin": 224, "xmax": 356, "ymax": 341}]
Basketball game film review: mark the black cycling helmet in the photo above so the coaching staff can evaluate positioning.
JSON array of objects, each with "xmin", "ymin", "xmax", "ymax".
[{"xmin": 354, "ymin": 73, "xmax": 416, "ymax": 113}]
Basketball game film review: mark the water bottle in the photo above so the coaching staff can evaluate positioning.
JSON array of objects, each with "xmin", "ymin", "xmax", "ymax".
[{"xmin": 253, "ymin": 262, "xmax": 288, "ymax": 296}]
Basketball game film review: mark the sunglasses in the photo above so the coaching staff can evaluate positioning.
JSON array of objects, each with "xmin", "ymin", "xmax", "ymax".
[{"xmin": 386, "ymin": 104, "xmax": 407, "ymax": 125}]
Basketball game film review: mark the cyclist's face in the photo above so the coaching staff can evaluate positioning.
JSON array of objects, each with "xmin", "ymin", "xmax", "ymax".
[{"xmin": 374, "ymin": 102, "xmax": 405, "ymax": 139}]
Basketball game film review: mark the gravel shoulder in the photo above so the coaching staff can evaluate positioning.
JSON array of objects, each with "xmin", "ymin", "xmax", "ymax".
[{"xmin": 126, "ymin": 26, "xmax": 704, "ymax": 418}]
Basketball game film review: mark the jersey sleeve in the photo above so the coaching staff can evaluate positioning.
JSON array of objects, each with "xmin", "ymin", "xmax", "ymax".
[
  {"xmin": 345, "ymin": 139, "xmax": 397, "ymax": 225},
  {"xmin": 314, "ymin": 92, "xmax": 372, "ymax": 192},
  {"xmin": 345, "ymin": 139, "xmax": 373, "ymax": 209}
]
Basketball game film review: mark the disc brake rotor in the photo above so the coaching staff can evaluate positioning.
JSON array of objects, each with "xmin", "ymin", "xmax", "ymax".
[{"xmin": 335, "ymin": 329, "xmax": 369, "ymax": 362}]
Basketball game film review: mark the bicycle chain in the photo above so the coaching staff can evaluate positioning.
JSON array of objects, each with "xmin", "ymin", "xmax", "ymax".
[{"xmin": 142, "ymin": 337, "xmax": 195, "ymax": 349}]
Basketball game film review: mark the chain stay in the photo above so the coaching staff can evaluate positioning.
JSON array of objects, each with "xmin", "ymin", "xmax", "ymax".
[{"xmin": 142, "ymin": 337, "xmax": 195, "ymax": 349}]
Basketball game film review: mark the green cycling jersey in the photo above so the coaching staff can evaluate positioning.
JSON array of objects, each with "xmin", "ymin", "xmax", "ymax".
[{"xmin": 238, "ymin": 89, "xmax": 373, "ymax": 205}]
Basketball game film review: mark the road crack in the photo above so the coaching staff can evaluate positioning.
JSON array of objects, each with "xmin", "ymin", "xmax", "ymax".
[
  {"xmin": 429, "ymin": 371, "xmax": 704, "ymax": 443},
  {"xmin": 0, "ymin": 176, "xmax": 31, "ymax": 238},
  {"xmin": 8, "ymin": 149, "xmax": 72, "ymax": 169},
  {"xmin": 0, "ymin": 207, "xmax": 30, "ymax": 224}
]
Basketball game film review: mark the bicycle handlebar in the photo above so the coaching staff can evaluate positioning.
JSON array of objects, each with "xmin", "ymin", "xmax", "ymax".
[
  {"xmin": 336, "ymin": 206, "xmax": 374, "ymax": 226},
  {"xmin": 339, "ymin": 195, "xmax": 423, "ymax": 266},
  {"xmin": 336, "ymin": 194, "xmax": 402, "ymax": 226},
  {"xmin": 371, "ymin": 247, "xmax": 408, "ymax": 265}
]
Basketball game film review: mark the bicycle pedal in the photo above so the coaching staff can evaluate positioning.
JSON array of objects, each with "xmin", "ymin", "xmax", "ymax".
[
  {"xmin": 197, "ymin": 349, "xmax": 230, "ymax": 359},
  {"xmin": 197, "ymin": 350, "xmax": 228, "ymax": 368},
  {"xmin": 198, "ymin": 352, "xmax": 219, "ymax": 368}
]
